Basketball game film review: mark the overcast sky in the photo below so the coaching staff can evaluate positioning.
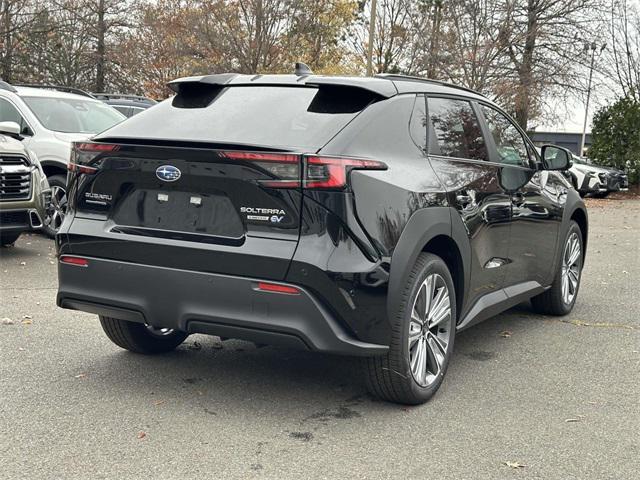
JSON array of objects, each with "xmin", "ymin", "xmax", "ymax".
[{"xmin": 540, "ymin": 0, "xmax": 639, "ymax": 133}]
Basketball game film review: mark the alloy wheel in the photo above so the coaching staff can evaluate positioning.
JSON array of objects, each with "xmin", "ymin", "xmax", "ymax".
[
  {"xmin": 561, "ymin": 232, "xmax": 581, "ymax": 305},
  {"xmin": 45, "ymin": 185, "xmax": 67, "ymax": 232},
  {"xmin": 408, "ymin": 273, "xmax": 453, "ymax": 387}
]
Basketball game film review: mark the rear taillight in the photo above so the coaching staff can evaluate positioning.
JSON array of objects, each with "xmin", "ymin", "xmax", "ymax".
[
  {"xmin": 220, "ymin": 151, "xmax": 301, "ymax": 188},
  {"xmin": 304, "ymin": 155, "xmax": 387, "ymax": 189},
  {"xmin": 220, "ymin": 150, "xmax": 386, "ymax": 191},
  {"xmin": 69, "ymin": 142, "xmax": 120, "ymax": 174}
]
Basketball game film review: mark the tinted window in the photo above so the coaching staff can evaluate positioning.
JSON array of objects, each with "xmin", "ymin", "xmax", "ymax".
[
  {"xmin": 0, "ymin": 98, "xmax": 30, "ymax": 135},
  {"xmin": 22, "ymin": 96, "xmax": 125, "ymax": 134},
  {"xmin": 481, "ymin": 106, "xmax": 530, "ymax": 167},
  {"xmin": 409, "ymin": 95, "xmax": 427, "ymax": 153},
  {"xmin": 98, "ymin": 86, "xmax": 377, "ymax": 150},
  {"xmin": 113, "ymin": 105, "xmax": 131, "ymax": 117},
  {"xmin": 427, "ymin": 97, "xmax": 488, "ymax": 161}
]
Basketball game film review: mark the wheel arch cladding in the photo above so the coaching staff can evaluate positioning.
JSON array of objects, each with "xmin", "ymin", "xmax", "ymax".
[
  {"xmin": 41, "ymin": 162, "xmax": 68, "ymax": 179},
  {"xmin": 387, "ymin": 206, "xmax": 470, "ymax": 324},
  {"xmin": 570, "ymin": 206, "xmax": 588, "ymax": 260}
]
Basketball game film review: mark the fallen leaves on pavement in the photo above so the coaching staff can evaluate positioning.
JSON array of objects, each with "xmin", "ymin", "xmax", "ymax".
[
  {"xmin": 503, "ymin": 461, "xmax": 526, "ymax": 469},
  {"xmin": 561, "ymin": 319, "xmax": 637, "ymax": 330}
]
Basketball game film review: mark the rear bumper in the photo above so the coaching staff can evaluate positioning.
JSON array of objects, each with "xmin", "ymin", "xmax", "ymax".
[{"xmin": 57, "ymin": 256, "xmax": 388, "ymax": 356}]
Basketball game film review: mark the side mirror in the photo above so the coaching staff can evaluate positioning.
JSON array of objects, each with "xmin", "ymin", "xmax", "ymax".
[
  {"xmin": 541, "ymin": 145, "xmax": 572, "ymax": 171},
  {"xmin": 0, "ymin": 121, "xmax": 21, "ymax": 138}
]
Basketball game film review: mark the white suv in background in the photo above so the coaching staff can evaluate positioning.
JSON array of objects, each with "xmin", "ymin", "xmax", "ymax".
[{"xmin": 0, "ymin": 81, "xmax": 125, "ymax": 236}]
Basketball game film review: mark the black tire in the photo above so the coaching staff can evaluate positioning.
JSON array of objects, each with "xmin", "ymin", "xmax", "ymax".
[
  {"xmin": 43, "ymin": 174, "xmax": 67, "ymax": 238},
  {"xmin": 0, "ymin": 232, "xmax": 21, "ymax": 246},
  {"xmin": 531, "ymin": 221, "xmax": 583, "ymax": 315},
  {"xmin": 363, "ymin": 253, "xmax": 456, "ymax": 405},
  {"xmin": 592, "ymin": 191, "xmax": 610, "ymax": 198},
  {"xmin": 99, "ymin": 316, "xmax": 189, "ymax": 354}
]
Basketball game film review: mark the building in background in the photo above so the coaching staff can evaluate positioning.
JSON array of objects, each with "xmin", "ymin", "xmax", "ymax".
[{"xmin": 530, "ymin": 131, "xmax": 592, "ymax": 156}]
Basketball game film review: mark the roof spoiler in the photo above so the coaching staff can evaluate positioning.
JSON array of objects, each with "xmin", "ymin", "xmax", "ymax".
[
  {"xmin": 167, "ymin": 74, "xmax": 240, "ymax": 93},
  {"xmin": 167, "ymin": 73, "xmax": 397, "ymax": 98}
]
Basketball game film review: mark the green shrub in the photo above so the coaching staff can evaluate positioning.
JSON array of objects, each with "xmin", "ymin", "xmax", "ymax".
[{"xmin": 589, "ymin": 96, "xmax": 640, "ymax": 184}]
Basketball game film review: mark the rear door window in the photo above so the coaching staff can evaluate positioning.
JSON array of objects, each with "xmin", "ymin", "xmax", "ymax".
[{"xmin": 427, "ymin": 97, "xmax": 488, "ymax": 161}]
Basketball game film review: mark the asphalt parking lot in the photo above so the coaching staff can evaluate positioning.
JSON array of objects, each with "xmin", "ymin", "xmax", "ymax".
[{"xmin": 1, "ymin": 198, "xmax": 638, "ymax": 480}]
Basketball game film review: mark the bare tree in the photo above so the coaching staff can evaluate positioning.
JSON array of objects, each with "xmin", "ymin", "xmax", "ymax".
[
  {"xmin": 498, "ymin": 0, "xmax": 601, "ymax": 129},
  {"xmin": 604, "ymin": 0, "xmax": 640, "ymax": 101},
  {"xmin": 0, "ymin": 0, "xmax": 58, "ymax": 81}
]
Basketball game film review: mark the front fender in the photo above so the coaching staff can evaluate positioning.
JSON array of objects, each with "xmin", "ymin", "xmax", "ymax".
[{"xmin": 554, "ymin": 189, "xmax": 588, "ymax": 271}]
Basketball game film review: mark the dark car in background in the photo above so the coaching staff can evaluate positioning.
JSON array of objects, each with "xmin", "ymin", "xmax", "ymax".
[
  {"xmin": 93, "ymin": 93, "xmax": 156, "ymax": 117},
  {"xmin": 56, "ymin": 72, "xmax": 588, "ymax": 405}
]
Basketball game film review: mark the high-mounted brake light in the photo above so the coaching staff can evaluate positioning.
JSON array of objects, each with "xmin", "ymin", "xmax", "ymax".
[
  {"xmin": 59, "ymin": 256, "xmax": 89, "ymax": 267},
  {"xmin": 255, "ymin": 282, "xmax": 301, "ymax": 295},
  {"xmin": 304, "ymin": 155, "xmax": 387, "ymax": 190}
]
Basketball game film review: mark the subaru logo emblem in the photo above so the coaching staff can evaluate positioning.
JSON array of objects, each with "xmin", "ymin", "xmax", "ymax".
[{"xmin": 156, "ymin": 165, "xmax": 181, "ymax": 182}]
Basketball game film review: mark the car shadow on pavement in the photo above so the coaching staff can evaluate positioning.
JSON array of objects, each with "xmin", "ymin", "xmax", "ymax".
[
  {"xmin": 0, "ymin": 243, "xmax": 44, "ymax": 260},
  {"xmin": 75, "ymin": 302, "xmax": 540, "ymax": 417}
]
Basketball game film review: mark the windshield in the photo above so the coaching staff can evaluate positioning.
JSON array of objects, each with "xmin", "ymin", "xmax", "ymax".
[{"xmin": 22, "ymin": 96, "xmax": 125, "ymax": 134}]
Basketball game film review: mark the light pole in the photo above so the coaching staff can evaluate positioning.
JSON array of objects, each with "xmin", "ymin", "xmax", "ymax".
[
  {"xmin": 366, "ymin": 0, "xmax": 377, "ymax": 76},
  {"xmin": 580, "ymin": 42, "xmax": 605, "ymax": 157}
]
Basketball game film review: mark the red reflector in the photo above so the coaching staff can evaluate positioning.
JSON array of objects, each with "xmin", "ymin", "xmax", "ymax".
[
  {"xmin": 221, "ymin": 151, "xmax": 299, "ymax": 163},
  {"xmin": 256, "ymin": 282, "xmax": 300, "ymax": 295},
  {"xmin": 60, "ymin": 256, "xmax": 89, "ymax": 267},
  {"xmin": 76, "ymin": 143, "xmax": 120, "ymax": 152}
]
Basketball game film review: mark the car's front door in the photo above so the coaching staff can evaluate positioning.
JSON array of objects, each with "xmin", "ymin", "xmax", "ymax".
[{"xmin": 479, "ymin": 104, "xmax": 562, "ymax": 288}]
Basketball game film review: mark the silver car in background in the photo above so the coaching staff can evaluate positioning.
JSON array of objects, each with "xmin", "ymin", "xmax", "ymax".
[
  {"xmin": 0, "ymin": 81, "xmax": 125, "ymax": 235},
  {"xmin": 569, "ymin": 155, "xmax": 629, "ymax": 198}
]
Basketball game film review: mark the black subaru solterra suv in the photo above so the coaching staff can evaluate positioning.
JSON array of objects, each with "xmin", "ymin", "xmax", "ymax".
[{"xmin": 56, "ymin": 73, "xmax": 587, "ymax": 404}]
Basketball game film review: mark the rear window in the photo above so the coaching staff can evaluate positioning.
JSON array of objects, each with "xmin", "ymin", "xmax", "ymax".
[{"xmin": 98, "ymin": 86, "xmax": 376, "ymax": 150}]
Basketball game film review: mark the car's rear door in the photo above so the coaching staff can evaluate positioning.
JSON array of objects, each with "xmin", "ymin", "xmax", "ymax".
[{"xmin": 425, "ymin": 96, "xmax": 512, "ymax": 309}]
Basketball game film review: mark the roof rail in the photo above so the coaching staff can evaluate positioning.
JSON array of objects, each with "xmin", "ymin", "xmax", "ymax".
[
  {"xmin": 375, "ymin": 74, "xmax": 486, "ymax": 98},
  {"xmin": 13, "ymin": 84, "xmax": 95, "ymax": 98},
  {"xmin": 92, "ymin": 93, "xmax": 156, "ymax": 104},
  {"xmin": 0, "ymin": 79, "xmax": 17, "ymax": 93}
]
